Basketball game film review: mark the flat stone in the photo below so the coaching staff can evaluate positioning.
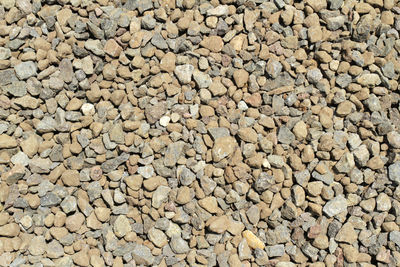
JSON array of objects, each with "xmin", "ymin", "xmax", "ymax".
[
  {"xmin": 212, "ymin": 136, "xmax": 237, "ymax": 162},
  {"xmin": 0, "ymin": 134, "xmax": 17, "ymax": 148},
  {"xmin": 0, "ymin": 223, "xmax": 20, "ymax": 237},
  {"xmin": 28, "ymin": 236, "xmax": 46, "ymax": 256},
  {"xmin": 104, "ymin": 39, "xmax": 122, "ymax": 57},
  {"xmin": 148, "ymin": 227, "xmax": 168, "ymax": 247},
  {"xmin": 5, "ymin": 81, "xmax": 27, "ymax": 97},
  {"xmin": 357, "ymin": 73, "xmax": 380, "ymax": 86},
  {"xmin": 14, "ymin": 61, "xmax": 37, "ymax": 80},
  {"xmin": 200, "ymin": 36, "xmax": 224, "ymax": 52},
  {"xmin": 170, "ymin": 236, "xmax": 190, "ymax": 254},
  {"xmin": 323, "ymin": 195, "xmax": 348, "ymax": 217},
  {"xmin": 335, "ymin": 222, "xmax": 358, "ymax": 244}
]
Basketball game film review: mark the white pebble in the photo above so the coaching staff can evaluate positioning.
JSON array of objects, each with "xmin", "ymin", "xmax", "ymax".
[
  {"xmin": 159, "ymin": 116, "xmax": 170, "ymax": 127},
  {"xmin": 81, "ymin": 103, "xmax": 95, "ymax": 116}
]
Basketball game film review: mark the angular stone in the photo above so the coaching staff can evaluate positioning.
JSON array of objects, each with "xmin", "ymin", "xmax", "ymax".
[
  {"xmin": 323, "ymin": 195, "xmax": 348, "ymax": 217},
  {"xmin": 212, "ymin": 136, "xmax": 237, "ymax": 162},
  {"xmin": 148, "ymin": 227, "xmax": 168, "ymax": 248},
  {"xmin": 170, "ymin": 236, "xmax": 190, "ymax": 254},
  {"xmin": 104, "ymin": 39, "xmax": 122, "ymax": 57},
  {"xmin": 14, "ymin": 61, "xmax": 37, "ymax": 80},
  {"xmin": 113, "ymin": 215, "xmax": 131, "ymax": 238},
  {"xmin": 174, "ymin": 64, "xmax": 194, "ymax": 84},
  {"xmin": 243, "ymin": 230, "xmax": 265, "ymax": 249},
  {"xmin": 0, "ymin": 134, "xmax": 17, "ymax": 148},
  {"xmin": 152, "ymin": 185, "xmax": 171, "ymax": 208},
  {"xmin": 0, "ymin": 223, "xmax": 20, "ymax": 237},
  {"xmin": 132, "ymin": 244, "xmax": 154, "ymax": 265},
  {"xmin": 164, "ymin": 141, "xmax": 186, "ymax": 167},
  {"xmin": 200, "ymin": 36, "xmax": 224, "ymax": 52}
]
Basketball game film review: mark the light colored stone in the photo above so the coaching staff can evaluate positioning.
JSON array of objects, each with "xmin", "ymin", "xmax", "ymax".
[{"xmin": 243, "ymin": 230, "xmax": 265, "ymax": 249}]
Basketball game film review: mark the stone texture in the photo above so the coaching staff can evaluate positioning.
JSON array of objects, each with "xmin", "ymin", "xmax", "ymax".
[{"xmin": 1, "ymin": 1, "xmax": 399, "ymax": 265}]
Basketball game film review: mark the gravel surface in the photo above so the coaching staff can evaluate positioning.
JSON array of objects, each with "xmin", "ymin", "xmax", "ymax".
[{"xmin": 0, "ymin": 0, "xmax": 400, "ymax": 266}]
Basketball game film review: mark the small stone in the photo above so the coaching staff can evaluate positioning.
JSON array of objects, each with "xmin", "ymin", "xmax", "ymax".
[
  {"xmin": 198, "ymin": 196, "xmax": 220, "ymax": 213},
  {"xmin": 145, "ymin": 101, "xmax": 166, "ymax": 124},
  {"xmin": 208, "ymin": 215, "xmax": 229, "ymax": 233},
  {"xmin": 46, "ymin": 240, "xmax": 64, "ymax": 259},
  {"xmin": 60, "ymin": 196, "xmax": 77, "ymax": 214},
  {"xmin": 72, "ymin": 251, "xmax": 90, "ymax": 266},
  {"xmin": 207, "ymin": 5, "xmax": 229, "ymax": 16},
  {"xmin": 170, "ymin": 236, "xmax": 190, "ymax": 254},
  {"xmin": 41, "ymin": 192, "xmax": 62, "ymax": 207},
  {"xmin": 61, "ymin": 170, "xmax": 80, "ymax": 187},
  {"xmin": 104, "ymin": 39, "xmax": 122, "ymax": 57},
  {"xmin": 323, "ymin": 195, "xmax": 348, "ymax": 217},
  {"xmin": 84, "ymin": 40, "xmax": 104, "ymax": 56},
  {"xmin": 335, "ymin": 152, "xmax": 355, "ymax": 173},
  {"xmin": 307, "ymin": 0, "xmax": 327, "ymax": 11},
  {"xmin": 0, "ymin": 47, "xmax": 11, "ymax": 60},
  {"xmin": 159, "ymin": 116, "xmax": 170, "ymax": 127},
  {"xmin": 0, "ymin": 134, "xmax": 17, "ymax": 148},
  {"xmin": 20, "ymin": 215, "xmax": 32, "ymax": 229},
  {"xmin": 113, "ymin": 215, "xmax": 131, "ymax": 238},
  {"xmin": 164, "ymin": 141, "xmax": 186, "ymax": 167},
  {"xmin": 367, "ymin": 155, "xmax": 384, "ymax": 170},
  {"xmin": 278, "ymin": 126, "xmax": 295, "ymax": 144},
  {"xmin": 390, "ymin": 231, "xmax": 400, "ymax": 247},
  {"xmin": 376, "ymin": 193, "xmax": 391, "ymax": 211},
  {"xmin": 357, "ymin": 73, "xmax": 381, "ymax": 86},
  {"xmin": 160, "ymin": 52, "xmax": 176, "ymax": 73},
  {"xmin": 28, "ymin": 236, "xmax": 46, "ymax": 256},
  {"xmin": 81, "ymin": 103, "xmax": 95, "ymax": 116},
  {"xmin": 131, "ymin": 244, "xmax": 154, "ymax": 265},
  {"xmin": 148, "ymin": 227, "xmax": 168, "ymax": 247},
  {"xmin": 238, "ymin": 128, "xmax": 258, "ymax": 143},
  {"xmin": 174, "ymin": 64, "xmax": 194, "ymax": 84},
  {"xmin": 336, "ymin": 101, "xmax": 353, "ymax": 116},
  {"xmin": 335, "ymin": 222, "xmax": 358, "ymax": 244},
  {"xmin": 193, "ymin": 70, "xmax": 212, "ymax": 89},
  {"xmin": 0, "ymin": 223, "xmax": 20, "ymax": 237},
  {"xmin": 233, "ymin": 69, "xmax": 249, "ymax": 88},
  {"xmin": 14, "ymin": 61, "xmax": 37, "ymax": 80},
  {"xmin": 212, "ymin": 137, "xmax": 237, "ymax": 162},
  {"xmin": 152, "ymin": 185, "xmax": 171, "ymax": 208},
  {"xmin": 342, "ymin": 244, "xmax": 359, "ymax": 263},
  {"xmin": 388, "ymin": 162, "xmax": 400, "ymax": 185},
  {"xmin": 266, "ymin": 59, "xmax": 282, "ymax": 78},
  {"xmin": 200, "ymin": 36, "xmax": 224, "ymax": 52},
  {"xmin": 243, "ymin": 230, "xmax": 265, "ymax": 249},
  {"xmin": 5, "ymin": 81, "xmax": 27, "ymax": 97},
  {"xmin": 238, "ymin": 238, "xmax": 252, "ymax": 260},
  {"xmin": 293, "ymin": 120, "xmax": 308, "ymax": 140},
  {"xmin": 266, "ymin": 244, "xmax": 285, "ymax": 257},
  {"xmin": 387, "ymin": 131, "xmax": 400, "ymax": 148},
  {"xmin": 209, "ymin": 80, "xmax": 227, "ymax": 96}
]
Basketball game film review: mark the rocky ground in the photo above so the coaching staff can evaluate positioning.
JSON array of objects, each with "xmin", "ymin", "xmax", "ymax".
[{"xmin": 0, "ymin": 0, "xmax": 400, "ymax": 266}]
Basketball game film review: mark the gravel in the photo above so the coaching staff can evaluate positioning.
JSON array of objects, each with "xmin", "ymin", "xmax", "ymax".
[{"xmin": 0, "ymin": 0, "xmax": 400, "ymax": 266}]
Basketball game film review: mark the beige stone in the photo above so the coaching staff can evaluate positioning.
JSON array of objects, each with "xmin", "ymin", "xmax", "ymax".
[{"xmin": 243, "ymin": 230, "xmax": 265, "ymax": 249}]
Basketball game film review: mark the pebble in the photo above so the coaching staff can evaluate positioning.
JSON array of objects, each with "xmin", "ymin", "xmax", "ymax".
[
  {"xmin": 243, "ymin": 230, "xmax": 265, "ymax": 249},
  {"xmin": 323, "ymin": 195, "xmax": 348, "ymax": 217},
  {"xmin": 174, "ymin": 64, "xmax": 194, "ymax": 84},
  {"xmin": 14, "ymin": 61, "xmax": 37, "ymax": 80}
]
